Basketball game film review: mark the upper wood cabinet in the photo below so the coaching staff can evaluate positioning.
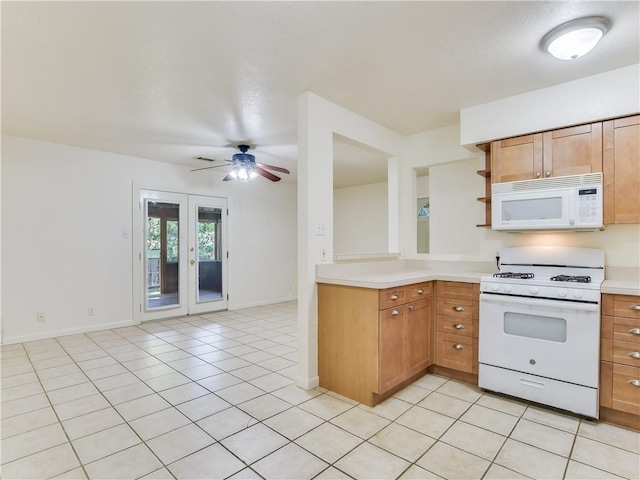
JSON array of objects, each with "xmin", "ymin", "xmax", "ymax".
[
  {"xmin": 491, "ymin": 122, "xmax": 603, "ymax": 184},
  {"xmin": 603, "ymin": 115, "xmax": 640, "ymax": 224}
]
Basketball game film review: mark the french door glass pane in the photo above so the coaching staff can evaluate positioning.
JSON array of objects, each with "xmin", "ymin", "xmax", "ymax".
[
  {"xmin": 197, "ymin": 206, "xmax": 223, "ymax": 303},
  {"xmin": 146, "ymin": 201, "xmax": 180, "ymax": 309}
]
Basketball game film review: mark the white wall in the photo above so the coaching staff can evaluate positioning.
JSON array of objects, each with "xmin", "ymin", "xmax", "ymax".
[
  {"xmin": 460, "ymin": 64, "xmax": 640, "ymax": 145},
  {"xmin": 1, "ymin": 135, "xmax": 297, "ymax": 344},
  {"xmin": 333, "ymin": 182, "xmax": 388, "ymax": 255}
]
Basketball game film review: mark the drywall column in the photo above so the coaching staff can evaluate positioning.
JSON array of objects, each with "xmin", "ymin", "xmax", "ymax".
[
  {"xmin": 296, "ymin": 93, "xmax": 333, "ymax": 389},
  {"xmin": 297, "ymin": 92, "xmax": 403, "ymax": 389}
]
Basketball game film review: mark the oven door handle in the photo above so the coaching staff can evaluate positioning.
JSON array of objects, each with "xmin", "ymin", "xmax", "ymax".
[{"xmin": 480, "ymin": 293, "xmax": 599, "ymax": 312}]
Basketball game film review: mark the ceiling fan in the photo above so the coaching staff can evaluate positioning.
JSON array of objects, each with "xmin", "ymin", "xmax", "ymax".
[{"xmin": 191, "ymin": 144, "xmax": 290, "ymax": 182}]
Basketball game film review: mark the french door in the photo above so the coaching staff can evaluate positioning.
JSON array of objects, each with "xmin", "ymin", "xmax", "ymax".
[{"xmin": 135, "ymin": 190, "xmax": 227, "ymax": 322}]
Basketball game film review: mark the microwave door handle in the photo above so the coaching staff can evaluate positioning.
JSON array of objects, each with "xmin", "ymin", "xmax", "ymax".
[{"xmin": 480, "ymin": 293, "xmax": 599, "ymax": 312}]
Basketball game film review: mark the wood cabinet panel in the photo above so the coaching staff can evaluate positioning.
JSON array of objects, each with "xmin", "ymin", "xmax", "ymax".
[
  {"xmin": 436, "ymin": 297, "xmax": 474, "ymax": 319},
  {"xmin": 543, "ymin": 123, "xmax": 602, "ymax": 178},
  {"xmin": 406, "ymin": 299, "xmax": 432, "ymax": 377},
  {"xmin": 379, "ymin": 306, "xmax": 406, "ymax": 393},
  {"xmin": 612, "ymin": 364, "xmax": 640, "ymax": 415},
  {"xmin": 491, "ymin": 133, "xmax": 543, "ymax": 183},
  {"xmin": 612, "ymin": 340, "xmax": 640, "ymax": 368},
  {"xmin": 436, "ymin": 332, "xmax": 477, "ymax": 374},
  {"xmin": 603, "ymin": 115, "xmax": 640, "ymax": 224},
  {"xmin": 437, "ymin": 314, "xmax": 474, "ymax": 337},
  {"xmin": 436, "ymin": 281, "xmax": 477, "ymax": 301}
]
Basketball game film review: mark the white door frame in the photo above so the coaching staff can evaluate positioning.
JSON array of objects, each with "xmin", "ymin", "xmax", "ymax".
[{"xmin": 133, "ymin": 188, "xmax": 227, "ymax": 323}]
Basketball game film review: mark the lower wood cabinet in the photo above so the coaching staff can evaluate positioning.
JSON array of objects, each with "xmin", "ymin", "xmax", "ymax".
[
  {"xmin": 318, "ymin": 281, "xmax": 432, "ymax": 406},
  {"xmin": 600, "ymin": 294, "xmax": 640, "ymax": 424},
  {"xmin": 434, "ymin": 281, "xmax": 479, "ymax": 375}
]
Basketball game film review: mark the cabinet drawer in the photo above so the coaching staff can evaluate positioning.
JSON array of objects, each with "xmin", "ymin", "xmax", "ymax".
[
  {"xmin": 603, "ymin": 294, "xmax": 640, "ymax": 319},
  {"xmin": 407, "ymin": 282, "xmax": 431, "ymax": 302},
  {"xmin": 436, "ymin": 297, "xmax": 475, "ymax": 319},
  {"xmin": 436, "ymin": 332, "xmax": 477, "ymax": 374},
  {"xmin": 379, "ymin": 286, "xmax": 409, "ymax": 310},
  {"xmin": 437, "ymin": 281, "xmax": 478, "ymax": 301},
  {"xmin": 612, "ymin": 364, "xmax": 640, "ymax": 415},
  {"xmin": 437, "ymin": 315, "xmax": 475, "ymax": 337}
]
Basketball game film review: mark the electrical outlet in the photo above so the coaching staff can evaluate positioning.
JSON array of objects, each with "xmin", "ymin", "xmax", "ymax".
[
  {"xmin": 321, "ymin": 249, "xmax": 327, "ymax": 261},
  {"xmin": 88, "ymin": 307, "xmax": 95, "ymax": 316},
  {"xmin": 37, "ymin": 312, "xmax": 46, "ymax": 322}
]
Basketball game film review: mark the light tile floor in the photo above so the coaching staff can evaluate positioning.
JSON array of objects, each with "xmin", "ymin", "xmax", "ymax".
[{"xmin": 1, "ymin": 301, "xmax": 639, "ymax": 480}]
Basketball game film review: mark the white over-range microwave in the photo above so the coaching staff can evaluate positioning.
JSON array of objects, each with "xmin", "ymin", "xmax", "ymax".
[{"xmin": 491, "ymin": 172, "xmax": 603, "ymax": 231}]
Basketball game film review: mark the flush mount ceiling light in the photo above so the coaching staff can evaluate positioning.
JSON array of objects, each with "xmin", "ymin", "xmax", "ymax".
[{"xmin": 541, "ymin": 16, "xmax": 610, "ymax": 60}]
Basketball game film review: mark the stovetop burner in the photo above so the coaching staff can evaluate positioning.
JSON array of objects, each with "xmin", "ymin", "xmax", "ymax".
[
  {"xmin": 493, "ymin": 272, "xmax": 535, "ymax": 279},
  {"xmin": 550, "ymin": 275, "xmax": 592, "ymax": 283}
]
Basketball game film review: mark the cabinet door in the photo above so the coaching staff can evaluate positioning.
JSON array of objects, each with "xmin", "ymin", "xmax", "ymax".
[
  {"xmin": 406, "ymin": 299, "xmax": 431, "ymax": 377},
  {"xmin": 604, "ymin": 116, "xmax": 640, "ymax": 224},
  {"xmin": 379, "ymin": 306, "xmax": 406, "ymax": 393},
  {"xmin": 542, "ymin": 122, "xmax": 602, "ymax": 178},
  {"xmin": 491, "ymin": 133, "xmax": 543, "ymax": 183}
]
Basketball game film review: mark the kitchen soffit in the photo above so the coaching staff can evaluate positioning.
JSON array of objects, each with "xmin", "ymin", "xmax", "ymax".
[{"xmin": 2, "ymin": 2, "xmax": 638, "ymax": 186}]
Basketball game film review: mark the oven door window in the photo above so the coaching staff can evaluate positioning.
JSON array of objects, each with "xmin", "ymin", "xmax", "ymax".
[{"xmin": 503, "ymin": 312, "xmax": 567, "ymax": 343}]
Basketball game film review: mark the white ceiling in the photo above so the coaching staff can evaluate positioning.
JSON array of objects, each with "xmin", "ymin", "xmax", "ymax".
[{"xmin": 2, "ymin": 1, "xmax": 639, "ymax": 188}]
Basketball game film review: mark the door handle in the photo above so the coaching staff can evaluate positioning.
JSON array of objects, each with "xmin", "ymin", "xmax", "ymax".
[
  {"xmin": 390, "ymin": 294, "xmax": 399, "ymax": 300},
  {"xmin": 628, "ymin": 379, "xmax": 640, "ymax": 387},
  {"xmin": 189, "ymin": 259, "xmax": 195, "ymax": 265},
  {"xmin": 391, "ymin": 309, "xmax": 400, "ymax": 316},
  {"xmin": 417, "ymin": 288, "xmax": 424, "ymax": 294},
  {"xmin": 453, "ymin": 323, "xmax": 465, "ymax": 330},
  {"xmin": 630, "ymin": 304, "xmax": 640, "ymax": 311},
  {"xmin": 629, "ymin": 328, "xmax": 640, "ymax": 335},
  {"xmin": 629, "ymin": 352, "xmax": 640, "ymax": 359},
  {"xmin": 453, "ymin": 306, "xmax": 464, "ymax": 312},
  {"xmin": 453, "ymin": 344, "xmax": 464, "ymax": 350}
]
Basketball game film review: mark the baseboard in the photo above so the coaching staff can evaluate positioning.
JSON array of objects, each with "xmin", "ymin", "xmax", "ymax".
[
  {"xmin": 1, "ymin": 319, "xmax": 138, "ymax": 346},
  {"xmin": 228, "ymin": 296, "xmax": 297, "ymax": 311},
  {"xmin": 296, "ymin": 375, "xmax": 320, "ymax": 390}
]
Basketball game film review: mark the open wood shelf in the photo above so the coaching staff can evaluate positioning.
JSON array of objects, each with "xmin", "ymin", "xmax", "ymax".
[{"xmin": 476, "ymin": 169, "xmax": 491, "ymax": 178}]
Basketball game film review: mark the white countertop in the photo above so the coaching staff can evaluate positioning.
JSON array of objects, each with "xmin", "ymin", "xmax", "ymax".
[{"xmin": 316, "ymin": 259, "xmax": 640, "ymax": 295}]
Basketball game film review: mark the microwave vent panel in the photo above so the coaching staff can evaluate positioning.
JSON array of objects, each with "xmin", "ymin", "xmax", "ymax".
[{"xmin": 492, "ymin": 172, "xmax": 603, "ymax": 194}]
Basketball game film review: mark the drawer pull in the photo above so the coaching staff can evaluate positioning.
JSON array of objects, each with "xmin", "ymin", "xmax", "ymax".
[
  {"xmin": 417, "ymin": 289, "xmax": 424, "ymax": 294},
  {"xmin": 629, "ymin": 352, "xmax": 640, "ymax": 359},
  {"xmin": 391, "ymin": 309, "xmax": 400, "ymax": 316},
  {"xmin": 453, "ymin": 344, "xmax": 464, "ymax": 350},
  {"xmin": 629, "ymin": 380, "xmax": 640, "ymax": 387},
  {"xmin": 453, "ymin": 306, "xmax": 465, "ymax": 312},
  {"xmin": 390, "ymin": 294, "xmax": 399, "ymax": 300},
  {"xmin": 408, "ymin": 305, "xmax": 414, "ymax": 311},
  {"xmin": 631, "ymin": 304, "xmax": 640, "ymax": 311},
  {"xmin": 629, "ymin": 328, "xmax": 640, "ymax": 335},
  {"xmin": 453, "ymin": 323, "xmax": 465, "ymax": 330}
]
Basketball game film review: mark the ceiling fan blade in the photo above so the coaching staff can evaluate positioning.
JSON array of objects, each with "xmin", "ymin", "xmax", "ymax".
[
  {"xmin": 256, "ymin": 163, "xmax": 290, "ymax": 174},
  {"xmin": 254, "ymin": 166, "xmax": 281, "ymax": 182},
  {"xmin": 195, "ymin": 156, "xmax": 217, "ymax": 162},
  {"xmin": 191, "ymin": 165, "xmax": 231, "ymax": 172},
  {"xmin": 222, "ymin": 173, "xmax": 235, "ymax": 181}
]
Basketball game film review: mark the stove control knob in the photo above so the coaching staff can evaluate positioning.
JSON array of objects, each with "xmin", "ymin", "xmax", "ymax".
[
  {"xmin": 529, "ymin": 286, "xmax": 539, "ymax": 295},
  {"xmin": 504, "ymin": 284, "xmax": 512, "ymax": 293},
  {"xmin": 558, "ymin": 288, "xmax": 568, "ymax": 297},
  {"xmin": 572, "ymin": 289, "xmax": 584, "ymax": 299},
  {"xmin": 491, "ymin": 284, "xmax": 500, "ymax": 292}
]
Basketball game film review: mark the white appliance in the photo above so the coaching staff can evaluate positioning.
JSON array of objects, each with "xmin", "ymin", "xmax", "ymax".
[
  {"xmin": 491, "ymin": 172, "xmax": 603, "ymax": 231},
  {"xmin": 478, "ymin": 246, "xmax": 604, "ymax": 418}
]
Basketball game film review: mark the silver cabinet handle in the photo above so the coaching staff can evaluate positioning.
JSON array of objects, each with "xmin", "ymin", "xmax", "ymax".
[
  {"xmin": 629, "ymin": 352, "xmax": 640, "ymax": 359},
  {"xmin": 453, "ymin": 344, "xmax": 464, "ymax": 350},
  {"xmin": 545, "ymin": 171, "xmax": 551, "ymax": 177},
  {"xmin": 630, "ymin": 304, "xmax": 640, "ymax": 311},
  {"xmin": 391, "ymin": 309, "xmax": 400, "ymax": 316},
  {"xmin": 453, "ymin": 306, "xmax": 464, "ymax": 312},
  {"xmin": 417, "ymin": 288, "xmax": 424, "ymax": 294},
  {"xmin": 453, "ymin": 323, "xmax": 465, "ymax": 330},
  {"xmin": 535, "ymin": 172, "xmax": 541, "ymax": 178},
  {"xmin": 629, "ymin": 328, "xmax": 640, "ymax": 335},
  {"xmin": 390, "ymin": 294, "xmax": 399, "ymax": 300},
  {"xmin": 629, "ymin": 379, "xmax": 640, "ymax": 387},
  {"xmin": 408, "ymin": 305, "xmax": 414, "ymax": 311}
]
